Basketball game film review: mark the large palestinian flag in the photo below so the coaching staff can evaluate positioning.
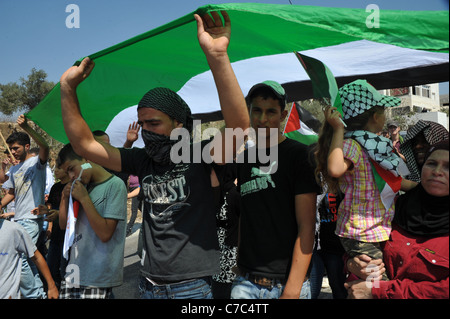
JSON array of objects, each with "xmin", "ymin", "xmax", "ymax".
[{"xmin": 26, "ymin": 3, "xmax": 449, "ymax": 147}]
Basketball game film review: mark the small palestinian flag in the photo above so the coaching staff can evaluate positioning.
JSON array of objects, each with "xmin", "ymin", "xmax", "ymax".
[
  {"xmin": 369, "ymin": 159, "xmax": 402, "ymax": 210},
  {"xmin": 283, "ymin": 102, "xmax": 318, "ymax": 146}
]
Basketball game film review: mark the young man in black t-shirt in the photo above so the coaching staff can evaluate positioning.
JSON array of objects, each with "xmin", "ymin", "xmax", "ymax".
[
  {"xmin": 232, "ymin": 81, "xmax": 320, "ymax": 299},
  {"xmin": 59, "ymin": 11, "xmax": 250, "ymax": 299}
]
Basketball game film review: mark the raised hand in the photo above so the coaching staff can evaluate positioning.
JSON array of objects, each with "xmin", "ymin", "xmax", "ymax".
[
  {"xmin": 126, "ymin": 122, "xmax": 141, "ymax": 144},
  {"xmin": 60, "ymin": 57, "xmax": 95, "ymax": 89},
  {"xmin": 324, "ymin": 106, "xmax": 345, "ymax": 130},
  {"xmin": 17, "ymin": 114, "xmax": 28, "ymax": 128},
  {"xmin": 194, "ymin": 10, "xmax": 231, "ymax": 59}
]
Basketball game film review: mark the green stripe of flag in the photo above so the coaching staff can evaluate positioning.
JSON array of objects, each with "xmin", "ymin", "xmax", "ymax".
[
  {"xmin": 295, "ymin": 52, "xmax": 343, "ymax": 117},
  {"xmin": 285, "ymin": 131, "xmax": 318, "ymax": 146}
]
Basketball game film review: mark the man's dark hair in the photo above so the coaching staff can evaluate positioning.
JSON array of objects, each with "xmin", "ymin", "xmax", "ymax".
[
  {"xmin": 57, "ymin": 143, "xmax": 83, "ymax": 165},
  {"xmin": 6, "ymin": 131, "xmax": 30, "ymax": 146},
  {"xmin": 247, "ymin": 86, "xmax": 286, "ymax": 111}
]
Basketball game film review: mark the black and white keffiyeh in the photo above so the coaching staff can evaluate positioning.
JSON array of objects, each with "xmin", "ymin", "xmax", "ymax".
[
  {"xmin": 400, "ymin": 120, "xmax": 449, "ymax": 182},
  {"xmin": 345, "ymin": 130, "xmax": 409, "ymax": 177},
  {"xmin": 339, "ymin": 80, "xmax": 400, "ymax": 120}
]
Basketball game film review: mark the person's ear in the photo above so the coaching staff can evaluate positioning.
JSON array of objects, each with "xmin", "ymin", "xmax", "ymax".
[{"xmin": 174, "ymin": 119, "xmax": 183, "ymax": 129}]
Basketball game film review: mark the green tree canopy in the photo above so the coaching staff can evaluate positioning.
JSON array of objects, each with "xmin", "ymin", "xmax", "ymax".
[{"xmin": 0, "ymin": 68, "xmax": 55, "ymax": 115}]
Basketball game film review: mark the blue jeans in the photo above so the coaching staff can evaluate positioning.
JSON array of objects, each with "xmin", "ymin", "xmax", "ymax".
[
  {"xmin": 310, "ymin": 249, "xmax": 347, "ymax": 299},
  {"xmin": 16, "ymin": 219, "xmax": 46, "ymax": 299},
  {"xmin": 230, "ymin": 275, "xmax": 311, "ymax": 299},
  {"xmin": 138, "ymin": 276, "xmax": 213, "ymax": 299}
]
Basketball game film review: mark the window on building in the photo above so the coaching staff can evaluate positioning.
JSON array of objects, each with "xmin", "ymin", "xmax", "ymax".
[{"xmin": 422, "ymin": 85, "xmax": 430, "ymax": 98}]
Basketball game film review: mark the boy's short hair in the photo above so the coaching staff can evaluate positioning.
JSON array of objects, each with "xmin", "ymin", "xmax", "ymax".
[
  {"xmin": 57, "ymin": 143, "xmax": 83, "ymax": 166},
  {"xmin": 246, "ymin": 81, "xmax": 287, "ymax": 111},
  {"xmin": 6, "ymin": 131, "xmax": 30, "ymax": 146}
]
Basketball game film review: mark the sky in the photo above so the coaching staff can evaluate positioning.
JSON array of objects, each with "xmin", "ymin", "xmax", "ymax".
[{"xmin": 0, "ymin": 0, "xmax": 448, "ymax": 94}]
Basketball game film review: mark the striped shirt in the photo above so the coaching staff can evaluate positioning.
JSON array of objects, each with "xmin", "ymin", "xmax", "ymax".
[{"xmin": 335, "ymin": 139, "xmax": 394, "ymax": 243}]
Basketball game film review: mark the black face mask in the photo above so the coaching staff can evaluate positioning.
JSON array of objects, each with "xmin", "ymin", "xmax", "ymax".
[{"xmin": 141, "ymin": 129, "xmax": 178, "ymax": 165}]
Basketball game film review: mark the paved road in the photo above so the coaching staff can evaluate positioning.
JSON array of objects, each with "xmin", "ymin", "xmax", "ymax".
[{"xmin": 112, "ymin": 224, "xmax": 141, "ymax": 299}]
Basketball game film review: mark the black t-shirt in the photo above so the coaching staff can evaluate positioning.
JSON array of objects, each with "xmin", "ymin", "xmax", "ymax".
[
  {"xmin": 237, "ymin": 138, "xmax": 320, "ymax": 279},
  {"xmin": 119, "ymin": 142, "xmax": 220, "ymax": 282},
  {"xmin": 47, "ymin": 181, "xmax": 67, "ymax": 242},
  {"xmin": 316, "ymin": 191, "xmax": 345, "ymax": 255}
]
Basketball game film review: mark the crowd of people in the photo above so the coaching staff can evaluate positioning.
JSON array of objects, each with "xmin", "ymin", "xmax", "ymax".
[{"xmin": 0, "ymin": 10, "xmax": 448, "ymax": 300}]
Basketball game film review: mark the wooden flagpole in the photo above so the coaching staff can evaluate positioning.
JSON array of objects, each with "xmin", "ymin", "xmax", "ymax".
[{"xmin": 0, "ymin": 130, "xmax": 14, "ymax": 160}]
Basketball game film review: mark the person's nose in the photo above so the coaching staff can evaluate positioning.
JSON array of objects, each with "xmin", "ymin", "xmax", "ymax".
[
  {"xmin": 432, "ymin": 164, "xmax": 445, "ymax": 176},
  {"xmin": 258, "ymin": 112, "xmax": 269, "ymax": 125}
]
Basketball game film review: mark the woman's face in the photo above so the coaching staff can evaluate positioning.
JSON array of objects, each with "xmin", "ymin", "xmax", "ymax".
[{"xmin": 421, "ymin": 150, "xmax": 449, "ymax": 197}]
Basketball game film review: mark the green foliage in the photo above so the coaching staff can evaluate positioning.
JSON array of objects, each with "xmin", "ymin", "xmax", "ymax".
[
  {"xmin": 439, "ymin": 106, "xmax": 449, "ymax": 117},
  {"xmin": 0, "ymin": 82, "xmax": 23, "ymax": 115},
  {"xmin": 0, "ymin": 68, "xmax": 55, "ymax": 115}
]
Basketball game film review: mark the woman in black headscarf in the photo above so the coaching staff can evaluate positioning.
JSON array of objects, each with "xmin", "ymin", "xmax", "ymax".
[
  {"xmin": 400, "ymin": 120, "xmax": 448, "ymax": 182},
  {"xmin": 346, "ymin": 140, "xmax": 449, "ymax": 299}
]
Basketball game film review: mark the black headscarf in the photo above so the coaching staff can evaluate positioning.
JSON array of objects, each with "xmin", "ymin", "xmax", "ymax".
[
  {"xmin": 137, "ymin": 87, "xmax": 193, "ymax": 164},
  {"xmin": 138, "ymin": 87, "xmax": 193, "ymax": 133},
  {"xmin": 400, "ymin": 120, "xmax": 449, "ymax": 182},
  {"xmin": 394, "ymin": 140, "xmax": 449, "ymax": 237}
]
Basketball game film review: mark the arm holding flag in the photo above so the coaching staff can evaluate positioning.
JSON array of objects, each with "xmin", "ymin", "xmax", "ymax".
[
  {"xmin": 17, "ymin": 114, "xmax": 50, "ymax": 165},
  {"xmin": 325, "ymin": 107, "xmax": 353, "ymax": 178},
  {"xmin": 60, "ymin": 58, "xmax": 122, "ymax": 172},
  {"xmin": 195, "ymin": 11, "xmax": 249, "ymax": 163}
]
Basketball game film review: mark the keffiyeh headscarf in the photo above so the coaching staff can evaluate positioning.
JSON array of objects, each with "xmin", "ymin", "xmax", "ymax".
[
  {"xmin": 345, "ymin": 130, "xmax": 409, "ymax": 177},
  {"xmin": 138, "ymin": 87, "xmax": 193, "ymax": 165},
  {"xmin": 339, "ymin": 79, "xmax": 400, "ymax": 120},
  {"xmin": 138, "ymin": 87, "xmax": 193, "ymax": 133},
  {"xmin": 400, "ymin": 120, "xmax": 449, "ymax": 182}
]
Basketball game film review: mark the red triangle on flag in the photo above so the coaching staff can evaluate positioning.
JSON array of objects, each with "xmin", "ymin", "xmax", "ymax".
[{"xmin": 284, "ymin": 102, "xmax": 301, "ymax": 134}]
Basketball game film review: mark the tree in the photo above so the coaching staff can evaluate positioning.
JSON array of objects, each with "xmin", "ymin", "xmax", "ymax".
[
  {"xmin": 0, "ymin": 68, "xmax": 55, "ymax": 115},
  {"xmin": 0, "ymin": 82, "xmax": 23, "ymax": 115}
]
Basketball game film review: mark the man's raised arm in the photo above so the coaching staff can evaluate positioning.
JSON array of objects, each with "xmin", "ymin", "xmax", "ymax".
[
  {"xmin": 17, "ymin": 114, "xmax": 49, "ymax": 164},
  {"xmin": 195, "ymin": 11, "xmax": 250, "ymax": 163},
  {"xmin": 60, "ymin": 58, "xmax": 122, "ymax": 171}
]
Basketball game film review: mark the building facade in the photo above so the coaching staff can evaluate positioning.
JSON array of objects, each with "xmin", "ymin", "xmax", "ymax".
[{"xmin": 380, "ymin": 83, "xmax": 440, "ymax": 114}]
